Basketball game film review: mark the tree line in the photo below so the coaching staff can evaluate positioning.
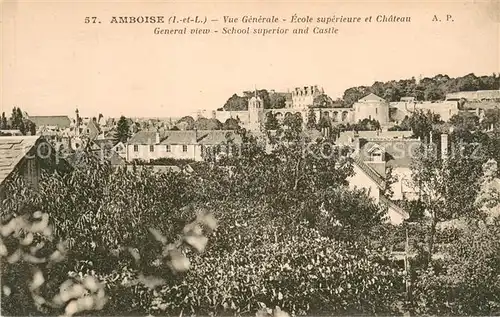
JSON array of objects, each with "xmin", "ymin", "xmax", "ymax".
[
  {"xmin": 221, "ymin": 73, "xmax": 500, "ymax": 111},
  {"xmin": 0, "ymin": 107, "xmax": 36, "ymax": 136}
]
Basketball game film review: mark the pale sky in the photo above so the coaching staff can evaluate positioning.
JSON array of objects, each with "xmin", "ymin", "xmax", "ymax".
[{"xmin": 1, "ymin": 0, "xmax": 499, "ymax": 118}]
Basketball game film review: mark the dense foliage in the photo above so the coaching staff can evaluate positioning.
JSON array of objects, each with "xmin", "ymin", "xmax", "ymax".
[
  {"xmin": 342, "ymin": 73, "xmax": 499, "ymax": 106},
  {"xmin": 0, "ymin": 107, "xmax": 36, "ymax": 135},
  {"xmin": 6, "ymin": 96, "xmax": 500, "ymax": 315}
]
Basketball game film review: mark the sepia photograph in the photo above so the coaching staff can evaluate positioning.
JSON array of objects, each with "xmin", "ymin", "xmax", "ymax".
[{"xmin": 1, "ymin": 0, "xmax": 500, "ymax": 316}]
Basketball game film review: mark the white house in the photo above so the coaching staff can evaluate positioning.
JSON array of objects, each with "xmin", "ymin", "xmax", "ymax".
[{"xmin": 126, "ymin": 130, "xmax": 243, "ymax": 162}]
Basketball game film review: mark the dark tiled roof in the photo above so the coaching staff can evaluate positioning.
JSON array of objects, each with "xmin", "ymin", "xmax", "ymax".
[
  {"xmin": 29, "ymin": 116, "xmax": 71, "ymax": 129},
  {"xmin": 0, "ymin": 136, "xmax": 40, "ymax": 185},
  {"xmin": 160, "ymin": 131, "xmax": 197, "ymax": 144},
  {"xmin": 128, "ymin": 131, "xmax": 158, "ymax": 145},
  {"xmin": 351, "ymin": 154, "xmax": 385, "ymax": 189},
  {"xmin": 379, "ymin": 195, "xmax": 410, "ymax": 219}
]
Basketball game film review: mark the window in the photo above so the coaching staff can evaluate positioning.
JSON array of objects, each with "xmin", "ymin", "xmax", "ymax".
[
  {"xmin": 134, "ymin": 145, "xmax": 139, "ymax": 152},
  {"xmin": 375, "ymin": 108, "xmax": 378, "ymax": 114},
  {"xmin": 149, "ymin": 145, "xmax": 154, "ymax": 152},
  {"xmin": 166, "ymin": 145, "xmax": 171, "ymax": 152},
  {"xmin": 182, "ymin": 145, "xmax": 188, "ymax": 152}
]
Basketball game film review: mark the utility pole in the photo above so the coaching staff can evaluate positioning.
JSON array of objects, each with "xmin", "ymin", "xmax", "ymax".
[{"xmin": 404, "ymin": 226, "xmax": 413, "ymax": 316}]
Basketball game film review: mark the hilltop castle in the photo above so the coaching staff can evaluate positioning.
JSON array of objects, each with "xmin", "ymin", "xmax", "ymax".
[{"xmin": 211, "ymin": 85, "xmax": 464, "ymax": 131}]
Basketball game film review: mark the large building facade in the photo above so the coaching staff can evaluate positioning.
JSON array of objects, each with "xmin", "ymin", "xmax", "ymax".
[{"xmin": 212, "ymin": 86, "xmax": 463, "ymax": 131}]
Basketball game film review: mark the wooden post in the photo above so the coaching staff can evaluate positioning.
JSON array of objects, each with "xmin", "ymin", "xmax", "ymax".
[{"xmin": 405, "ymin": 227, "xmax": 412, "ymax": 312}]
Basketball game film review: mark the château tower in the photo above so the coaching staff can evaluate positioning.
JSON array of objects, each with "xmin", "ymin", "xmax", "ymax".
[{"xmin": 248, "ymin": 88, "xmax": 264, "ymax": 131}]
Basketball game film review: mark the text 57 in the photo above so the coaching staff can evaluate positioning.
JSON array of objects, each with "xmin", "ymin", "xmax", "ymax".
[{"xmin": 84, "ymin": 17, "xmax": 100, "ymax": 23}]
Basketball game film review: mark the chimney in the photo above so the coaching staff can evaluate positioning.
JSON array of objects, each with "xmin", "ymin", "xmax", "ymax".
[
  {"xmin": 155, "ymin": 132, "xmax": 160, "ymax": 144},
  {"xmin": 353, "ymin": 136, "xmax": 361, "ymax": 155},
  {"xmin": 441, "ymin": 134, "xmax": 448, "ymax": 160}
]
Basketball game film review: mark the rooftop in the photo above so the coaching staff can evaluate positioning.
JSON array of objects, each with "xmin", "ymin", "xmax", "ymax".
[
  {"xmin": 0, "ymin": 136, "xmax": 41, "ymax": 185},
  {"xmin": 130, "ymin": 130, "xmax": 244, "ymax": 145},
  {"xmin": 29, "ymin": 116, "xmax": 71, "ymax": 129},
  {"xmin": 358, "ymin": 138, "xmax": 422, "ymax": 168},
  {"xmin": 358, "ymin": 93, "xmax": 386, "ymax": 103}
]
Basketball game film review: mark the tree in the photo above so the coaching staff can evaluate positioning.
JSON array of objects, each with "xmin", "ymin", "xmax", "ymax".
[
  {"xmin": 339, "ymin": 73, "xmax": 499, "ymax": 106},
  {"xmin": 481, "ymin": 108, "xmax": 500, "ymax": 131},
  {"xmin": 354, "ymin": 118, "xmax": 381, "ymax": 131},
  {"xmin": 1, "ymin": 112, "xmax": 8, "ymax": 129},
  {"xmin": 195, "ymin": 117, "xmax": 222, "ymax": 130},
  {"xmin": 29, "ymin": 121, "xmax": 36, "ymax": 136},
  {"xmin": 269, "ymin": 92, "xmax": 286, "ymax": 109},
  {"xmin": 222, "ymin": 118, "xmax": 241, "ymax": 130},
  {"xmin": 410, "ymin": 137, "xmax": 486, "ymax": 266},
  {"xmin": 382, "ymin": 166, "xmax": 397, "ymax": 199},
  {"xmin": 449, "ymin": 112, "xmax": 480, "ymax": 135},
  {"xmin": 408, "ymin": 110, "xmax": 442, "ymax": 142},
  {"xmin": 176, "ymin": 116, "xmax": 195, "ymax": 130},
  {"xmin": 264, "ymin": 112, "xmax": 279, "ymax": 131},
  {"xmin": 281, "ymin": 113, "xmax": 303, "ymax": 140},
  {"xmin": 115, "ymin": 116, "xmax": 131, "ymax": 143},
  {"xmin": 313, "ymin": 94, "xmax": 334, "ymax": 108},
  {"xmin": 223, "ymin": 94, "xmax": 248, "ymax": 111},
  {"xmin": 306, "ymin": 108, "xmax": 317, "ymax": 130}
]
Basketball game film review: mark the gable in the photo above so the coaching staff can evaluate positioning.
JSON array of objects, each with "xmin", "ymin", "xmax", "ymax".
[
  {"xmin": 0, "ymin": 136, "xmax": 40, "ymax": 186},
  {"xmin": 359, "ymin": 93, "xmax": 385, "ymax": 103}
]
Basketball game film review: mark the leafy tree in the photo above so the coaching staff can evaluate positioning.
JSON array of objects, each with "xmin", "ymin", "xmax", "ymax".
[
  {"xmin": 353, "ymin": 118, "xmax": 381, "ymax": 131},
  {"xmin": 408, "ymin": 110, "xmax": 442, "ymax": 142},
  {"xmin": 342, "ymin": 86, "xmax": 371, "ymax": 107},
  {"xmin": 176, "ymin": 116, "xmax": 195, "ymax": 130},
  {"xmin": 382, "ymin": 166, "xmax": 397, "ymax": 199},
  {"xmin": 449, "ymin": 112, "xmax": 480, "ymax": 136},
  {"xmin": 340, "ymin": 73, "xmax": 499, "ymax": 106},
  {"xmin": 195, "ymin": 117, "xmax": 222, "ymax": 130},
  {"xmin": 222, "ymin": 94, "xmax": 248, "ymax": 111},
  {"xmin": 269, "ymin": 92, "xmax": 286, "ymax": 109},
  {"xmin": 115, "ymin": 116, "xmax": 131, "ymax": 143},
  {"xmin": 306, "ymin": 108, "xmax": 317, "ymax": 130},
  {"xmin": 222, "ymin": 118, "xmax": 241, "ymax": 130},
  {"xmin": 1, "ymin": 112, "xmax": 7, "ymax": 129},
  {"xmin": 264, "ymin": 112, "xmax": 279, "ymax": 131},
  {"xmin": 8, "ymin": 107, "xmax": 32, "ymax": 135},
  {"xmin": 317, "ymin": 114, "xmax": 331, "ymax": 130},
  {"xmin": 312, "ymin": 94, "xmax": 334, "ymax": 108},
  {"xmin": 481, "ymin": 108, "xmax": 500, "ymax": 131},
  {"xmin": 281, "ymin": 113, "xmax": 303, "ymax": 140},
  {"xmin": 410, "ymin": 137, "xmax": 486, "ymax": 266},
  {"xmin": 29, "ymin": 121, "xmax": 37, "ymax": 135}
]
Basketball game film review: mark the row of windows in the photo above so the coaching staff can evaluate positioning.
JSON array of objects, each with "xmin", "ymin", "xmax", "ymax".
[{"xmin": 133, "ymin": 144, "xmax": 188, "ymax": 152}]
